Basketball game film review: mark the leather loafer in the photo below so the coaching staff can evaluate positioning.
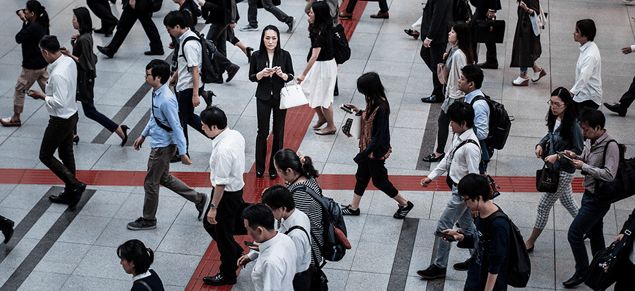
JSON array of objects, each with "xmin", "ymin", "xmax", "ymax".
[
  {"xmin": 68, "ymin": 182, "xmax": 86, "ymax": 208},
  {"xmin": 49, "ymin": 192, "xmax": 70, "ymax": 204},
  {"xmin": 421, "ymin": 95, "xmax": 442, "ymax": 103},
  {"xmin": 562, "ymin": 274, "xmax": 585, "ymax": 288},
  {"xmin": 422, "ymin": 152, "xmax": 445, "ymax": 162},
  {"xmin": 144, "ymin": 50, "xmax": 164, "ymax": 56},
  {"xmin": 256, "ymin": 171, "xmax": 264, "ymax": 178},
  {"xmin": 97, "ymin": 45, "xmax": 114, "ymax": 58},
  {"xmin": 477, "ymin": 61, "xmax": 499, "ymax": 69},
  {"xmin": 370, "ymin": 11, "xmax": 389, "ymax": 19},
  {"xmin": 269, "ymin": 172, "xmax": 277, "ymax": 180},
  {"xmin": 203, "ymin": 273, "xmax": 236, "ymax": 286},
  {"xmin": 604, "ymin": 102, "xmax": 627, "ymax": 116}
]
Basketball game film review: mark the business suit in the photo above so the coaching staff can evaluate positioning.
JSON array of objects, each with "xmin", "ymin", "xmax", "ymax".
[
  {"xmin": 201, "ymin": 0, "xmax": 232, "ymax": 56},
  {"xmin": 105, "ymin": 0, "xmax": 163, "ymax": 54},
  {"xmin": 87, "ymin": 0, "xmax": 118, "ymax": 33},
  {"xmin": 471, "ymin": 0, "xmax": 502, "ymax": 64},
  {"xmin": 419, "ymin": 0, "xmax": 453, "ymax": 99},
  {"xmin": 248, "ymin": 50, "xmax": 294, "ymax": 176}
]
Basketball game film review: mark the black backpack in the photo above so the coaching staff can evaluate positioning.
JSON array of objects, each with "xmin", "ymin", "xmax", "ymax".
[
  {"xmin": 453, "ymin": 0, "xmax": 472, "ymax": 22},
  {"xmin": 470, "ymin": 95, "xmax": 512, "ymax": 150},
  {"xmin": 332, "ymin": 24, "xmax": 351, "ymax": 65},
  {"xmin": 297, "ymin": 184, "xmax": 350, "ymax": 262},
  {"xmin": 485, "ymin": 210, "xmax": 531, "ymax": 288},
  {"xmin": 181, "ymin": 32, "xmax": 221, "ymax": 84}
]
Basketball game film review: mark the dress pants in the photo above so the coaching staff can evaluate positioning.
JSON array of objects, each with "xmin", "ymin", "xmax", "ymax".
[
  {"xmin": 354, "ymin": 157, "xmax": 399, "ymax": 198},
  {"xmin": 39, "ymin": 113, "xmax": 82, "ymax": 190},
  {"xmin": 176, "ymin": 88, "xmax": 205, "ymax": 155},
  {"xmin": 567, "ymin": 193, "xmax": 611, "ymax": 277},
  {"xmin": 86, "ymin": 0, "xmax": 118, "ymax": 30},
  {"xmin": 434, "ymin": 187, "xmax": 477, "ymax": 268},
  {"xmin": 618, "ymin": 75, "xmax": 635, "ymax": 109},
  {"xmin": 143, "ymin": 145, "xmax": 202, "ymax": 223},
  {"xmin": 81, "ymin": 101, "xmax": 119, "ymax": 132},
  {"xmin": 345, "ymin": 0, "xmax": 388, "ymax": 13},
  {"xmin": 203, "ymin": 188, "xmax": 246, "ymax": 280},
  {"xmin": 436, "ymin": 110, "xmax": 450, "ymax": 154},
  {"xmin": 420, "ymin": 43, "xmax": 447, "ymax": 97},
  {"xmin": 206, "ymin": 23, "xmax": 229, "ymax": 57},
  {"xmin": 255, "ymin": 97, "xmax": 286, "ymax": 175},
  {"xmin": 247, "ymin": 0, "xmax": 291, "ymax": 27},
  {"xmin": 107, "ymin": 5, "xmax": 163, "ymax": 53},
  {"xmin": 470, "ymin": 9, "xmax": 498, "ymax": 64},
  {"xmin": 575, "ymin": 100, "xmax": 600, "ymax": 116}
]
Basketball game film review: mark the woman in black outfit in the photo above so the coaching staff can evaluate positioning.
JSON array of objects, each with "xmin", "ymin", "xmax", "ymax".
[
  {"xmin": 60, "ymin": 7, "xmax": 129, "ymax": 146},
  {"xmin": 249, "ymin": 25, "xmax": 294, "ymax": 179},
  {"xmin": 341, "ymin": 72, "xmax": 414, "ymax": 219},
  {"xmin": 611, "ymin": 207, "xmax": 635, "ymax": 290},
  {"xmin": 118, "ymin": 239, "xmax": 165, "ymax": 291}
]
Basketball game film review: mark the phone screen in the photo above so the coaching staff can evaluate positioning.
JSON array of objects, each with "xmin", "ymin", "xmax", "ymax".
[
  {"xmin": 558, "ymin": 152, "xmax": 574, "ymax": 162},
  {"xmin": 434, "ymin": 231, "xmax": 455, "ymax": 242},
  {"xmin": 244, "ymin": 241, "xmax": 255, "ymax": 247}
]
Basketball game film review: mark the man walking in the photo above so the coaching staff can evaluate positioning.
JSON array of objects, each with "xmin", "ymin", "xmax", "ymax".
[
  {"xmin": 459, "ymin": 65, "xmax": 491, "ymax": 173},
  {"xmin": 87, "ymin": 0, "xmax": 118, "ymax": 36},
  {"xmin": 127, "ymin": 59, "xmax": 209, "ymax": 231},
  {"xmin": 472, "ymin": 0, "xmax": 502, "ymax": 69},
  {"xmin": 240, "ymin": 0, "xmax": 294, "ymax": 33},
  {"xmin": 419, "ymin": 0, "xmax": 453, "ymax": 103},
  {"xmin": 28, "ymin": 35, "xmax": 86, "ymax": 208}
]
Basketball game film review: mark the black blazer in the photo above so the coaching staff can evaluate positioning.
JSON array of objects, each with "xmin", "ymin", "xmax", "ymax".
[
  {"xmin": 474, "ymin": 0, "xmax": 502, "ymax": 13},
  {"xmin": 201, "ymin": 0, "xmax": 231, "ymax": 25},
  {"xmin": 420, "ymin": 0, "xmax": 454, "ymax": 44},
  {"xmin": 249, "ymin": 50, "xmax": 294, "ymax": 101}
]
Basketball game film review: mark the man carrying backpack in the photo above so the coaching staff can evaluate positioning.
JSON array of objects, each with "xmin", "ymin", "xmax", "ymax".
[
  {"xmin": 443, "ymin": 174, "xmax": 511, "ymax": 291},
  {"xmin": 458, "ymin": 65, "xmax": 492, "ymax": 173}
]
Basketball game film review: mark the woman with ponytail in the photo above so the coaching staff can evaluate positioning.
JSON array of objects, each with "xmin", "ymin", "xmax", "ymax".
[
  {"xmin": 117, "ymin": 239, "xmax": 165, "ymax": 291},
  {"xmin": 1, "ymin": 0, "xmax": 50, "ymax": 127}
]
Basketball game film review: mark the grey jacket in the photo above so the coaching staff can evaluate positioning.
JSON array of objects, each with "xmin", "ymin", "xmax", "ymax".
[{"xmin": 579, "ymin": 131, "xmax": 619, "ymax": 194}]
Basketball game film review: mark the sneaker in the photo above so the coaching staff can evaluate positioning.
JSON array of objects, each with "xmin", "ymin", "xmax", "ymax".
[
  {"xmin": 453, "ymin": 259, "xmax": 470, "ymax": 271},
  {"xmin": 416, "ymin": 264, "xmax": 446, "ymax": 279},
  {"xmin": 341, "ymin": 204, "xmax": 360, "ymax": 216},
  {"xmin": 226, "ymin": 64, "xmax": 240, "ymax": 82},
  {"xmin": 127, "ymin": 217, "xmax": 157, "ymax": 230},
  {"xmin": 393, "ymin": 201, "xmax": 414, "ymax": 219},
  {"xmin": 286, "ymin": 17, "xmax": 295, "ymax": 33},
  {"xmin": 239, "ymin": 25, "xmax": 258, "ymax": 32},
  {"xmin": 196, "ymin": 193, "xmax": 210, "ymax": 221}
]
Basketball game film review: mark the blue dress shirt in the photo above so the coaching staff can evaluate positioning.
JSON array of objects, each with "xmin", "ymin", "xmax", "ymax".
[{"xmin": 141, "ymin": 83, "xmax": 188, "ymax": 155}]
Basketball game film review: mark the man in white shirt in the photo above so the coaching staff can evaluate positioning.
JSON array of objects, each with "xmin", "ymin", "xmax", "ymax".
[
  {"xmin": 240, "ymin": 185, "xmax": 312, "ymax": 290},
  {"xmin": 200, "ymin": 106, "xmax": 247, "ymax": 286},
  {"xmin": 164, "ymin": 11, "xmax": 207, "ymax": 160},
  {"xmin": 241, "ymin": 204, "xmax": 297, "ymax": 291},
  {"xmin": 28, "ymin": 35, "xmax": 86, "ymax": 208},
  {"xmin": 417, "ymin": 101, "xmax": 481, "ymax": 280},
  {"xmin": 571, "ymin": 19, "xmax": 602, "ymax": 112}
]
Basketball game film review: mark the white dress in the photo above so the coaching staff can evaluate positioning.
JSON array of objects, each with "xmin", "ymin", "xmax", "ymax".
[{"xmin": 302, "ymin": 32, "xmax": 337, "ymax": 109}]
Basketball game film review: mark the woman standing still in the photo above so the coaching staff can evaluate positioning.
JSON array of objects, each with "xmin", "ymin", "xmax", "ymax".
[
  {"xmin": 1, "ymin": 0, "xmax": 49, "ymax": 127},
  {"xmin": 510, "ymin": 0, "xmax": 546, "ymax": 86},
  {"xmin": 340, "ymin": 73, "xmax": 414, "ymax": 219},
  {"xmin": 61, "ymin": 7, "xmax": 129, "ymax": 146},
  {"xmin": 249, "ymin": 25, "xmax": 294, "ymax": 180},
  {"xmin": 423, "ymin": 22, "xmax": 474, "ymax": 163},
  {"xmin": 117, "ymin": 239, "xmax": 165, "ymax": 291},
  {"xmin": 298, "ymin": 2, "xmax": 338, "ymax": 135},
  {"xmin": 525, "ymin": 87, "xmax": 583, "ymax": 251}
]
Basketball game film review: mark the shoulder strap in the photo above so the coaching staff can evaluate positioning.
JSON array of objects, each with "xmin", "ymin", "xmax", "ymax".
[
  {"xmin": 285, "ymin": 224, "xmax": 323, "ymax": 269},
  {"xmin": 285, "ymin": 225, "xmax": 310, "ymax": 242},
  {"xmin": 484, "ymin": 210, "xmax": 509, "ymax": 241},
  {"xmin": 469, "ymin": 95, "xmax": 486, "ymax": 106},
  {"xmin": 181, "ymin": 35, "xmax": 200, "ymax": 63},
  {"xmin": 600, "ymin": 139, "xmax": 619, "ymax": 168},
  {"xmin": 136, "ymin": 280, "xmax": 153, "ymax": 291},
  {"xmin": 451, "ymin": 139, "xmax": 480, "ymax": 158}
]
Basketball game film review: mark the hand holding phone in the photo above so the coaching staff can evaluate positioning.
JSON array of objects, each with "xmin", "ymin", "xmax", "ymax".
[
  {"xmin": 340, "ymin": 104, "xmax": 353, "ymax": 114},
  {"xmin": 558, "ymin": 152, "xmax": 574, "ymax": 162},
  {"xmin": 435, "ymin": 230, "xmax": 456, "ymax": 242},
  {"xmin": 23, "ymin": 90, "xmax": 33, "ymax": 95},
  {"xmin": 244, "ymin": 241, "xmax": 255, "ymax": 247}
]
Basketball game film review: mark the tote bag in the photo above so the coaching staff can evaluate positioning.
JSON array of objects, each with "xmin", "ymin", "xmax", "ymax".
[{"xmin": 280, "ymin": 81, "xmax": 308, "ymax": 109}]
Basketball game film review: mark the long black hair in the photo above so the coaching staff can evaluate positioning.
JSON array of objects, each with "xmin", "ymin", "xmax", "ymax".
[
  {"xmin": 73, "ymin": 7, "xmax": 93, "ymax": 35},
  {"xmin": 546, "ymin": 87, "xmax": 577, "ymax": 140},
  {"xmin": 274, "ymin": 149, "xmax": 319, "ymax": 179},
  {"xmin": 451, "ymin": 21, "xmax": 473, "ymax": 65},
  {"xmin": 357, "ymin": 72, "xmax": 390, "ymax": 119},
  {"xmin": 257, "ymin": 25, "xmax": 282, "ymax": 65},
  {"xmin": 26, "ymin": 0, "xmax": 49, "ymax": 30},
  {"xmin": 309, "ymin": 2, "xmax": 332, "ymax": 41},
  {"xmin": 117, "ymin": 239, "xmax": 155, "ymax": 275}
]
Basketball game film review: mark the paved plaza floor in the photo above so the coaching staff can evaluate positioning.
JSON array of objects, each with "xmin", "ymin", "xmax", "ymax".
[{"xmin": 1, "ymin": 0, "xmax": 635, "ymax": 290}]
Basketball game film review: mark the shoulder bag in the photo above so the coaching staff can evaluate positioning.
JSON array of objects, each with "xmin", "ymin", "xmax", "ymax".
[
  {"xmin": 585, "ymin": 218, "xmax": 635, "ymax": 290},
  {"xmin": 342, "ymin": 112, "xmax": 361, "ymax": 139},
  {"xmin": 285, "ymin": 225, "xmax": 329, "ymax": 291},
  {"xmin": 280, "ymin": 81, "xmax": 308, "ymax": 109},
  {"xmin": 474, "ymin": 18, "xmax": 506, "ymax": 43},
  {"xmin": 536, "ymin": 162, "xmax": 559, "ymax": 193},
  {"xmin": 437, "ymin": 63, "xmax": 449, "ymax": 85},
  {"xmin": 594, "ymin": 140, "xmax": 635, "ymax": 204}
]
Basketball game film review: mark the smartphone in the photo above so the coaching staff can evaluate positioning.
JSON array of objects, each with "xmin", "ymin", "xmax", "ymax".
[
  {"xmin": 244, "ymin": 241, "xmax": 256, "ymax": 247},
  {"xmin": 340, "ymin": 104, "xmax": 353, "ymax": 114},
  {"xmin": 434, "ymin": 230, "xmax": 456, "ymax": 242},
  {"xmin": 23, "ymin": 90, "xmax": 33, "ymax": 95},
  {"xmin": 558, "ymin": 152, "xmax": 574, "ymax": 162}
]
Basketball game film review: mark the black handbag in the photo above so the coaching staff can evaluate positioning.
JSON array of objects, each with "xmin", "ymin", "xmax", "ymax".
[
  {"xmin": 594, "ymin": 140, "xmax": 635, "ymax": 204},
  {"xmin": 76, "ymin": 68, "xmax": 94, "ymax": 103},
  {"xmin": 285, "ymin": 226, "xmax": 328, "ymax": 291},
  {"xmin": 474, "ymin": 18, "xmax": 506, "ymax": 43},
  {"xmin": 585, "ymin": 218, "xmax": 635, "ymax": 290},
  {"xmin": 536, "ymin": 163, "xmax": 559, "ymax": 193}
]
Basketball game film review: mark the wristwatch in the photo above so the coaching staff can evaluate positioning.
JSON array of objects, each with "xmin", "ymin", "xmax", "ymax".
[{"xmin": 209, "ymin": 203, "xmax": 217, "ymax": 210}]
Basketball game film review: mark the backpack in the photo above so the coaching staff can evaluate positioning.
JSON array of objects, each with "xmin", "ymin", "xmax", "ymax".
[
  {"xmin": 594, "ymin": 140, "xmax": 635, "ymax": 204},
  {"xmin": 332, "ymin": 24, "xmax": 351, "ymax": 65},
  {"xmin": 453, "ymin": 0, "xmax": 472, "ymax": 22},
  {"xmin": 297, "ymin": 184, "xmax": 351, "ymax": 262},
  {"xmin": 181, "ymin": 32, "xmax": 221, "ymax": 84},
  {"xmin": 469, "ymin": 95, "xmax": 512, "ymax": 150},
  {"xmin": 484, "ymin": 210, "xmax": 531, "ymax": 288}
]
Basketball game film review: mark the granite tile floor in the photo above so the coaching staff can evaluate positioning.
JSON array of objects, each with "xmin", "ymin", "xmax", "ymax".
[{"xmin": 1, "ymin": 0, "xmax": 635, "ymax": 290}]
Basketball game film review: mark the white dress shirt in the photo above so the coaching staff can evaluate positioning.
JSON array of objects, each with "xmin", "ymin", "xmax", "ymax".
[
  {"xmin": 251, "ymin": 233, "xmax": 297, "ymax": 291},
  {"xmin": 44, "ymin": 55, "xmax": 78, "ymax": 119},
  {"xmin": 571, "ymin": 41, "xmax": 602, "ymax": 105},
  {"xmin": 428, "ymin": 129, "xmax": 481, "ymax": 184},
  {"xmin": 176, "ymin": 29, "xmax": 203, "ymax": 92},
  {"xmin": 209, "ymin": 128, "xmax": 245, "ymax": 192}
]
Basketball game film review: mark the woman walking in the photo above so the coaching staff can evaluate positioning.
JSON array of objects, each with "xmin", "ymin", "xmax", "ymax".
[
  {"xmin": 117, "ymin": 239, "xmax": 165, "ymax": 291},
  {"xmin": 525, "ymin": 87, "xmax": 583, "ymax": 251},
  {"xmin": 249, "ymin": 25, "xmax": 294, "ymax": 180},
  {"xmin": 422, "ymin": 22, "xmax": 474, "ymax": 163},
  {"xmin": 340, "ymin": 73, "xmax": 414, "ymax": 219},
  {"xmin": 1, "ymin": 0, "xmax": 49, "ymax": 127},
  {"xmin": 510, "ymin": 0, "xmax": 546, "ymax": 86},
  {"xmin": 61, "ymin": 7, "xmax": 129, "ymax": 146},
  {"xmin": 298, "ymin": 2, "xmax": 337, "ymax": 135}
]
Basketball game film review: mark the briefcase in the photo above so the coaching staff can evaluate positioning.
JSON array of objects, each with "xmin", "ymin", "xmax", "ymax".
[{"xmin": 475, "ymin": 19, "xmax": 505, "ymax": 43}]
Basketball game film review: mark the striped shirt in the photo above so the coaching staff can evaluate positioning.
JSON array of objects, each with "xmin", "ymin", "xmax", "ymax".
[{"xmin": 288, "ymin": 177, "xmax": 324, "ymax": 265}]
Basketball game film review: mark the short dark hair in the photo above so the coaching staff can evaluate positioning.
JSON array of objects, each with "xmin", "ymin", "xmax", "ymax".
[
  {"xmin": 200, "ymin": 106, "xmax": 228, "ymax": 129},
  {"xmin": 446, "ymin": 102, "xmax": 475, "ymax": 129},
  {"xmin": 242, "ymin": 204, "xmax": 275, "ymax": 231},
  {"xmin": 145, "ymin": 59, "xmax": 171, "ymax": 84},
  {"xmin": 73, "ymin": 7, "xmax": 93, "ymax": 34},
  {"xmin": 261, "ymin": 185, "xmax": 295, "ymax": 211},
  {"xmin": 163, "ymin": 10, "xmax": 187, "ymax": 29},
  {"xmin": 579, "ymin": 108, "xmax": 605, "ymax": 130},
  {"xmin": 461, "ymin": 64, "xmax": 484, "ymax": 89},
  {"xmin": 576, "ymin": 19, "xmax": 596, "ymax": 42},
  {"xmin": 39, "ymin": 35, "xmax": 60, "ymax": 54},
  {"xmin": 117, "ymin": 239, "xmax": 154, "ymax": 275},
  {"xmin": 458, "ymin": 174, "xmax": 491, "ymax": 202}
]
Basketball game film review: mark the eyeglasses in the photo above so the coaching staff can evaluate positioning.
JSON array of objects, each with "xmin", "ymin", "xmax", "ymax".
[{"xmin": 547, "ymin": 100, "xmax": 565, "ymax": 108}]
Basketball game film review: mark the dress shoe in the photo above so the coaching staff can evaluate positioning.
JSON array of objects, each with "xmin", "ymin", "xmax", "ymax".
[
  {"xmin": 0, "ymin": 217, "xmax": 15, "ymax": 244},
  {"xmin": 562, "ymin": 274, "xmax": 585, "ymax": 288},
  {"xmin": 256, "ymin": 171, "xmax": 264, "ymax": 178},
  {"xmin": 203, "ymin": 273, "xmax": 237, "ymax": 286},
  {"xmin": 73, "ymin": 135, "xmax": 80, "ymax": 145},
  {"xmin": 421, "ymin": 95, "xmax": 442, "ymax": 103},
  {"xmin": 453, "ymin": 259, "xmax": 470, "ymax": 271},
  {"xmin": 68, "ymin": 182, "xmax": 86, "ymax": 208},
  {"xmin": 269, "ymin": 172, "xmax": 277, "ymax": 180},
  {"xmin": 49, "ymin": 191, "xmax": 71, "ymax": 204},
  {"xmin": 604, "ymin": 102, "xmax": 627, "ymax": 116},
  {"xmin": 226, "ymin": 64, "xmax": 240, "ymax": 82},
  {"xmin": 512, "ymin": 76, "xmax": 529, "ymax": 86},
  {"xmin": 286, "ymin": 16, "xmax": 295, "ymax": 33},
  {"xmin": 477, "ymin": 61, "xmax": 499, "ymax": 69},
  {"xmin": 417, "ymin": 264, "xmax": 446, "ymax": 279},
  {"xmin": 422, "ymin": 152, "xmax": 445, "ymax": 162},
  {"xmin": 339, "ymin": 10, "xmax": 352, "ymax": 20},
  {"xmin": 97, "ymin": 45, "xmax": 114, "ymax": 58},
  {"xmin": 120, "ymin": 125, "xmax": 129, "ymax": 147},
  {"xmin": 144, "ymin": 50, "xmax": 164, "ymax": 56},
  {"xmin": 370, "ymin": 11, "xmax": 389, "ymax": 19},
  {"xmin": 532, "ymin": 68, "xmax": 547, "ymax": 82},
  {"xmin": 404, "ymin": 29, "xmax": 420, "ymax": 40}
]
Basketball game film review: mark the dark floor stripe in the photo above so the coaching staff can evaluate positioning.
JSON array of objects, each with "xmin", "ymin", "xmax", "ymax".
[
  {"xmin": 0, "ymin": 187, "xmax": 96, "ymax": 291},
  {"xmin": 425, "ymin": 237, "xmax": 445, "ymax": 291},
  {"xmin": 386, "ymin": 217, "xmax": 419, "ymax": 291},
  {"xmin": 417, "ymin": 103, "xmax": 442, "ymax": 171},
  {"xmin": 123, "ymin": 109, "xmax": 152, "ymax": 147}
]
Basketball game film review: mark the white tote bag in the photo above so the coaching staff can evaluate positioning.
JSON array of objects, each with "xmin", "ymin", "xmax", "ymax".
[
  {"xmin": 280, "ymin": 81, "xmax": 308, "ymax": 109},
  {"xmin": 342, "ymin": 113, "xmax": 362, "ymax": 139}
]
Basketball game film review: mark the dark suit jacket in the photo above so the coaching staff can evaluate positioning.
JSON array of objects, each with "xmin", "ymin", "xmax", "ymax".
[
  {"xmin": 474, "ymin": 0, "xmax": 502, "ymax": 14},
  {"xmin": 619, "ymin": 208, "xmax": 635, "ymax": 258},
  {"xmin": 249, "ymin": 50, "xmax": 294, "ymax": 101},
  {"xmin": 201, "ymin": 0, "xmax": 231, "ymax": 24},
  {"xmin": 420, "ymin": 0, "xmax": 454, "ymax": 44}
]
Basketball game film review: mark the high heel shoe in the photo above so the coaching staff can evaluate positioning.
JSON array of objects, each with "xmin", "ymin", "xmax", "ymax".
[
  {"xmin": 74, "ymin": 136, "xmax": 80, "ymax": 145},
  {"xmin": 120, "ymin": 125, "xmax": 129, "ymax": 147}
]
